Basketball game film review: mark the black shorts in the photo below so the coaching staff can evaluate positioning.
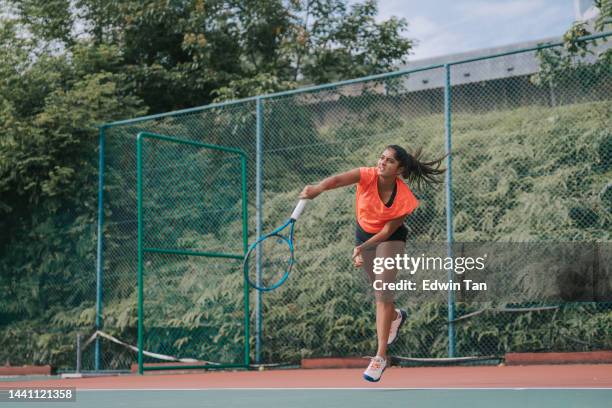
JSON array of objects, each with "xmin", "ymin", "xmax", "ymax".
[{"xmin": 355, "ymin": 221, "xmax": 407, "ymax": 245}]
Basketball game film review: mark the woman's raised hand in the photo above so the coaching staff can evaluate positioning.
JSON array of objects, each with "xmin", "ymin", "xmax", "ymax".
[{"xmin": 299, "ymin": 184, "xmax": 323, "ymax": 200}]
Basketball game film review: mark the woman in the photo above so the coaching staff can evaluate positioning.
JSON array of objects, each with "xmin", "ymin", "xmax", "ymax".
[{"xmin": 299, "ymin": 145, "xmax": 446, "ymax": 382}]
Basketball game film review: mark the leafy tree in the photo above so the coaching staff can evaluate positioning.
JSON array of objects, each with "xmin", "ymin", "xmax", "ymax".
[
  {"xmin": 0, "ymin": 0, "xmax": 413, "ymax": 366},
  {"xmin": 531, "ymin": 0, "xmax": 611, "ymax": 94},
  {"xmin": 0, "ymin": 14, "xmax": 146, "ymax": 327},
  {"xmin": 4, "ymin": 0, "xmax": 413, "ymax": 107}
]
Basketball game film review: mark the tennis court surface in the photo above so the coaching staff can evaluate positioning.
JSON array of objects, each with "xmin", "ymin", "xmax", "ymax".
[{"xmin": 3, "ymin": 364, "xmax": 611, "ymax": 407}]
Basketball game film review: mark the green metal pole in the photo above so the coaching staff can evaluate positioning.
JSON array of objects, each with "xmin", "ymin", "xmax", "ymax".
[
  {"xmin": 142, "ymin": 247, "xmax": 243, "ymax": 259},
  {"xmin": 241, "ymin": 154, "xmax": 250, "ymax": 368},
  {"xmin": 134, "ymin": 131, "xmax": 246, "ymax": 155},
  {"xmin": 255, "ymin": 97, "xmax": 263, "ymax": 364},
  {"xmin": 444, "ymin": 64, "xmax": 456, "ymax": 358},
  {"xmin": 136, "ymin": 133, "xmax": 145, "ymax": 375},
  {"xmin": 95, "ymin": 126, "xmax": 106, "ymax": 371}
]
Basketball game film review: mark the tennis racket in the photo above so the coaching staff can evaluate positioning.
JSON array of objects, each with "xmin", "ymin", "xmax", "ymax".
[{"xmin": 243, "ymin": 199, "xmax": 308, "ymax": 291}]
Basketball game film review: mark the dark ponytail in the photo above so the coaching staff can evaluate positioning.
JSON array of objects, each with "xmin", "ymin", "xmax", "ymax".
[{"xmin": 387, "ymin": 145, "xmax": 447, "ymax": 190}]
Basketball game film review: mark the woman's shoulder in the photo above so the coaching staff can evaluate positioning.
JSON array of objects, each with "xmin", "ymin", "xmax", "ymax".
[
  {"xmin": 397, "ymin": 179, "xmax": 419, "ymax": 211},
  {"xmin": 397, "ymin": 179, "xmax": 415, "ymax": 195},
  {"xmin": 359, "ymin": 167, "xmax": 377, "ymax": 178},
  {"xmin": 358, "ymin": 167, "xmax": 377, "ymax": 186}
]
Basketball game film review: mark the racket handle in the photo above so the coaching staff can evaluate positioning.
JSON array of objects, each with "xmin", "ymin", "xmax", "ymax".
[{"xmin": 290, "ymin": 199, "xmax": 309, "ymax": 220}]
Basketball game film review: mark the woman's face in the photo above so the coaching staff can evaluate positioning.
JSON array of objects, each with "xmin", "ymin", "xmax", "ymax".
[{"xmin": 377, "ymin": 148, "xmax": 403, "ymax": 177}]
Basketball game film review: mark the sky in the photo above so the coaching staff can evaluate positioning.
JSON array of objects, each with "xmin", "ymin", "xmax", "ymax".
[{"xmin": 361, "ymin": 0, "xmax": 581, "ymax": 61}]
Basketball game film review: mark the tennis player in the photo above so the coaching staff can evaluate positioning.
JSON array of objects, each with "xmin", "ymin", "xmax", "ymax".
[{"xmin": 299, "ymin": 145, "xmax": 446, "ymax": 382}]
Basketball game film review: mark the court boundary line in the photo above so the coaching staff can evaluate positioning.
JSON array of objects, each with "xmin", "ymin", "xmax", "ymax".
[{"xmin": 76, "ymin": 388, "xmax": 612, "ymax": 391}]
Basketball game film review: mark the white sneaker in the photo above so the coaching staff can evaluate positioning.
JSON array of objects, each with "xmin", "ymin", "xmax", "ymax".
[
  {"xmin": 363, "ymin": 356, "xmax": 387, "ymax": 382},
  {"xmin": 387, "ymin": 309, "xmax": 407, "ymax": 345}
]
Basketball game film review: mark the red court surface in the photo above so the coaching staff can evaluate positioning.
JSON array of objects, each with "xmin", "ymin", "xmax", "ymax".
[{"xmin": 6, "ymin": 364, "xmax": 612, "ymax": 389}]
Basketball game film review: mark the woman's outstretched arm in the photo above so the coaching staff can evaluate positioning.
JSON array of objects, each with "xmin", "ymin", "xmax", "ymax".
[{"xmin": 299, "ymin": 168, "xmax": 360, "ymax": 199}]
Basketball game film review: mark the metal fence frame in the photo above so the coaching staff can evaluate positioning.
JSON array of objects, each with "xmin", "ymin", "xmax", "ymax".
[
  {"xmin": 135, "ymin": 131, "xmax": 250, "ymax": 374},
  {"xmin": 96, "ymin": 31, "xmax": 611, "ymax": 369}
]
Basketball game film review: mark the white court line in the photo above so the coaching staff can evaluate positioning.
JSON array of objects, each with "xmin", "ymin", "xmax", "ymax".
[{"xmin": 76, "ymin": 387, "xmax": 612, "ymax": 391}]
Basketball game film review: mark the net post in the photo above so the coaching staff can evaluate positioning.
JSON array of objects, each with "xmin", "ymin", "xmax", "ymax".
[{"xmin": 444, "ymin": 63, "xmax": 456, "ymax": 358}]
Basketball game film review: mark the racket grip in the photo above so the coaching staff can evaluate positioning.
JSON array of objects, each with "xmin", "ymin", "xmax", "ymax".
[{"xmin": 290, "ymin": 199, "xmax": 308, "ymax": 220}]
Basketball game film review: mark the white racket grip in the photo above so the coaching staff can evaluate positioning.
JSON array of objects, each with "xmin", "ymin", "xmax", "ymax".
[{"xmin": 290, "ymin": 199, "xmax": 308, "ymax": 220}]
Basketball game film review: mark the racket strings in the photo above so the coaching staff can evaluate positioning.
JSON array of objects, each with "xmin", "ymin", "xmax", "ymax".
[{"xmin": 246, "ymin": 233, "xmax": 294, "ymax": 291}]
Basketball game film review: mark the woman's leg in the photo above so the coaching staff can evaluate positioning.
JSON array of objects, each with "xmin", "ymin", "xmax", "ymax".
[
  {"xmin": 374, "ymin": 301, "xmax": 397, "ymax": 359},
  {"xmin": 373, "ymin": 241, "xmax": 405, "ymax": 360},
  {"xmin": 361, "ymin": 240, "xmax": 405, "ymax": 359}
]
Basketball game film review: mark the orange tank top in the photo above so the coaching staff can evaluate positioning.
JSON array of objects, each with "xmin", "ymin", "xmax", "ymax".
[{"xmin": 356, "ymin": 167, "xmax": 419, "ymax": 233}]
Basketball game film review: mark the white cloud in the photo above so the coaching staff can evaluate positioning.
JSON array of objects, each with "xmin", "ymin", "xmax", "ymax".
[
  {"xmin": 408, "ymin": 0, "xmax": 571, "ymax": 60},
  {"xmin": 407, "ymin": 16, "xmax": 467, "ymax": 59},
  {"xmin": 373, "ymin": 0, "xmax": 409, "ymax": 22},
  {"xmin": 409, "ymin": 15, "xmax": 440, "ymax": 37},
  {"xmin": 351, "ymin": 0, "xmax": 574, "ymax": 61},
  {"xmin": 373, "ymin": 2, "xmax": 464, "ymax": 59},
  {"xmin": 463, "ymin": 2, "xmax": 570, "ymax": 50},
  {"xmin": 455, "ymin": 0, "xmax": 545, "ymax": 19},
  {"xmin": 412, "ymin": 32, "xmax": 469, "ymax": 60}
]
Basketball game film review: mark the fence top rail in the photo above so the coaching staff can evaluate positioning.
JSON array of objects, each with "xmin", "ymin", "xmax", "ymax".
[
  {"xmin": 136, "ymin": 131, "xmax": 247, "ymax": 157},
  {"xmin": 447, "ymin": 31, "xmax": 610, "ymax": 67},
  {"xmin": 100, "ymin": 31, "xmax": 611, "ymax": 129}
]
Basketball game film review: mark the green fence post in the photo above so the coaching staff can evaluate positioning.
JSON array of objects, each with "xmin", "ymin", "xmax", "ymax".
[
  {"xmin": 444, "ymin": 63, "xmax": 456, "ymax": 358},
  {"xmin": 136, "ymin": 132, "xmax": 144, "ymax": 375},
  {"xmin": 241, "ymin": 154, "xmax": 250, "ymax": 368},
  {"xmin": 255, "ymin": 97, "xmax": 263, "ymax": 364},
  {"xmin": 95, "ymin": 125, "xmax": 106, "ymax": 371}
]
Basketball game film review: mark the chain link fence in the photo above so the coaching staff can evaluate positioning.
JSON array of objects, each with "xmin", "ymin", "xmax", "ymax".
[
  {"xmin": 448, "ymin": 42, "xmax": 611, "ymax": 359},
  {"xmin": 135, "ymin": 133, "xmax": 248, "ymax": 372},
  {"xmin": 5, "ymin": 33, "xmax": 608, "ymax": 371},
  {"xmin": 93, "ymin": 101, "xmax": 258, "ymax": 370}
]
